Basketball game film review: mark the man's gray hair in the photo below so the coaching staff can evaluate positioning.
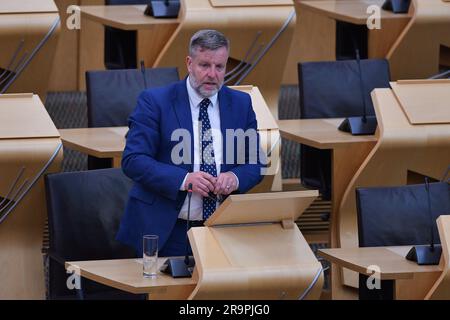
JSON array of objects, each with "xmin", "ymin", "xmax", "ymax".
[{"xmin": 189, "ymin": 29, "xmax": 230, "ymax": 56}]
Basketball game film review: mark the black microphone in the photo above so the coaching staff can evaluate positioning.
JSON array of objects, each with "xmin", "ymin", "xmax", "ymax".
[
  {"xmin": 406, "ymin": 177, "xmax": 443, "ymax": 265},
  {"xmin": 338, "ymin": 48, "xmax": 377, "ymax": 135},
  {"xmin": 140, "ymin": 60, "xmax": 148, "ymax": 89},
  {"xmin": 144, "ymin": 0, "xmax": 180, "ymax": 18},
  {"xmin": 159, "ymin": 182, "xmax": 195, "ymax": 278},
  {"xmin": 184, "ymin": 183, "xmax": 193, "ymax": 265}
]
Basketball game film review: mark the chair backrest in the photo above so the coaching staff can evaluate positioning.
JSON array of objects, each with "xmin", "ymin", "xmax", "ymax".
[
  {"xmin": 45, "ymin": 168, "xmax": 135, "ymax": 298},
  {"xmin": 297, "ymin": 59, "xmax": 391, "ymax": 199},
  {"xmin": 86, "ymin": 67, "xmax": 179, "ymax": 127},
  {"xmin": 86, "ymin": 67, "xmax": 179, "ymax": 169},
  {"xmin": 356, "ymin": 182, "xmax": 450, "ymax": 247}
]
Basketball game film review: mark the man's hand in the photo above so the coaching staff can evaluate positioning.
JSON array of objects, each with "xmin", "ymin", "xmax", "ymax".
[
  {"xmin": 213, "ymin": 172, "xmax": 238, "ymax": 196},
  {"xmin": 184, "ymin": 172, "xmax": 216, "ymax": 197}
]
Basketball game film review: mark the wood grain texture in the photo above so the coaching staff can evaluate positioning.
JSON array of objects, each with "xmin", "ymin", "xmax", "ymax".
[
  {"xmin": 387, "ymin": 0, "xmax": 450, "ymax": 80},
  {"xmin": 337, "ymin": 86, "xmax": 450, "ymax": 290},
  {"xmin": 0, "ymin": 94, "xmax": 62, "ymax": 299},
  {"xmin": 189, "ymin": 191, "xmax": 323, "ymax": 299}
]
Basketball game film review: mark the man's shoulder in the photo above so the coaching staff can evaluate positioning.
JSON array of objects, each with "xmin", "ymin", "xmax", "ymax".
[{"xmin": 139, "ymin": 79, "xmax": 185, "ymax": 100}]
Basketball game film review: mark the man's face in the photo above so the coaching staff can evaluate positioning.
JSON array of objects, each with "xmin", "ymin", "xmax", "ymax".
[{"xmin": 186, "ymin": 46, "xmax": 228, "ymax": 98}]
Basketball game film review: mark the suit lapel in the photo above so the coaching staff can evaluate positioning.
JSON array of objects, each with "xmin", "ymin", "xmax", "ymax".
[
  {"xmin": 218, "ymin": 87, "xmax": 232, "ymax": 172},
  {"xmin": 172, "ymin": 79, "xmax": 194, "ymax": 170}
]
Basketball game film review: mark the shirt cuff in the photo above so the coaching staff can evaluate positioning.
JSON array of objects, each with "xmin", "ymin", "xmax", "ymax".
[{"xmin": 179, "ymin": 173, "xmax": 189, "ymax": 191}]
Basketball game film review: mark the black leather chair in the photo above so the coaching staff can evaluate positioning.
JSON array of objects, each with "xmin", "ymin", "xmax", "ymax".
[
  {"xmin": 356, "ymin": 181, "xmax": 450, "ymax": 300},
  {"xmin": 104, "ymin": 0, "xmax": 149, "ymax": 69},
  {"xmin": 45, "ymin": 168, "xmax": 145, "ymax": 300},
  {"xmin": 85, "ymin": 67, "xmax": 179, "ymax": 169},
  {"xmin": 297, "ymin": 59, "xmax": 391, "ymax": 200}
]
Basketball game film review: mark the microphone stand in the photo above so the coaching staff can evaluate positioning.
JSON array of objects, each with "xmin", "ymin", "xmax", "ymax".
[
  {"xmin": 338, "ymin": 49, "xmax": 377, "ymax": 135},
  {"xmin": 160, "ymin": 184, "xmax": 195, "ymax": 278}
]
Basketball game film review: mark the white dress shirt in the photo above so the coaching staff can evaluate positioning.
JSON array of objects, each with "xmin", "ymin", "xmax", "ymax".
[{"xmin": 178, "ymin": 77, "xmax": 225, "ymax": 221}]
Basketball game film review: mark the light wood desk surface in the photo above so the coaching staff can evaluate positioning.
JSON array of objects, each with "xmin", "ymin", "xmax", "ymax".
[
  {"xmin": 297, "ymin": 0, "xmax": 411, "ymax": 25},
  {"xmin": 277, "ymin": 118, "xmax": 377, "ymax": 149},
  {"xmin": 318, "ymin": 246, "xmax": 442, "ymax": 280},
  {"xmin": 80, "ymin": 5, "xmax": 180, "ymax": 30},
  {"xmin": 59, "ymin": 127, "xmax": 127, "ymax": 159},
  {"xmin": 66, "ymin": 258, "xmax": 196, "ymax": 297}
]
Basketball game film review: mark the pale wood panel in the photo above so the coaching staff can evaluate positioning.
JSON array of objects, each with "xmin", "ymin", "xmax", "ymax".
[
  {"xmin": 205, "ymin": 190, "xmax": 318, "ymax": 226},
  {"xmin": 78, "ymin": 0, "xmax": 104, "ymax": 91},
  {"xmin": 283, "ymin": 0, "xmax": 335, "ymax": 84},
  {"xmin": 426, "ymin": 216, "xmax": 450, "ymax": 299},
  {"xmin": 210, "ymin": 0, "xmax": 293, "ymax": 6},
  {"xmin": 59, "ymin": 126, "xmax": 127, "ymax": 158},
  {"xmin": 66, "ymin": 258, "xmax": 196, "ymax": 296},
  {"xmin": 137, "ymin": 24, "xmax": 179, "ymax": 67},
  {"xmin": 368, "ymin": 18, "xmax": 410, "ymax": 58},
  {"xmin": 391, "ymin": 80, "xmax": 450, "ymax": 124},
  {"xmin": 0, "ymin": 12, "xmax": 60, "ymax": 100},
  {"xmin": 319, "ymin": 246, "xmax": 442, "ymax": 280},
  {"xmin": 337, "ymin": 87, "xmax": 450, "ymax": 289},
  {"xmin": 387, "ymin": 0, "xmax": 450, "ymax": 80},
  {"xmin": 154, "ymin": 0, "xmax": 296, "ymax": 118},
  {"xmin": 0, "ymin": 0, "xmax": 57, "ymax": 13},
  {"xmin": 80, "ymin": 5, "xmax": 180, "ymax": 30},
  {"xmin": 0, "ymin": 94, "xmax": 62, "ymax": 299},
  {"xmin": 278, "ymin": 119, "xmax": 377, "ymax": 149},
  {"xmin": 0, "ymin": 94, "xmax": 59, "ymax": 139},
  {"xmin": 297, "ymin": 0, "xmax": 411, "ymax": 24},
  {"xmin": 189, "ymin": 221, "xmax": 323, "ymax": 299}
]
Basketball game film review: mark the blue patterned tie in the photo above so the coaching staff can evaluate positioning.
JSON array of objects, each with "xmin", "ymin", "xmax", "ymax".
[{"xmin": 198, "ymin": 98, "xmax": 217, "ymax": 220}]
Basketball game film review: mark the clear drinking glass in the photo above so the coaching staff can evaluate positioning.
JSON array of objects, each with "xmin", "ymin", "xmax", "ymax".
[{"xmin": 143, "ymin": 235, "xmax": 158, "ymax": 278}]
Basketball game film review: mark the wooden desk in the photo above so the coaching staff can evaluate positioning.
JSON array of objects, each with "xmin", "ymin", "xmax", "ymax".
[
  {"xmin": 59, "ymin": 127, "xmax": 127, "ymax": 167},
  {"xmin": 278, "ymin": 119, "xmax": 377, "ymax": 244},
  {"xmin": 278, "ymin": 118, "xmax": 377, "ymax": 299},
  {"xmin": 78, "ymin": 4, "xmax": 179, "ymax": 90},
  {"xmin": 318, "ymin": 246, "xmax": 442, "ymax": 299},
  {"xmin": 294, "ymin": 0, "xmax": 411, "ymax": 65},
  {"xmin": 66, "ymin": 258, "xmax": 196, "ymax": 299}
]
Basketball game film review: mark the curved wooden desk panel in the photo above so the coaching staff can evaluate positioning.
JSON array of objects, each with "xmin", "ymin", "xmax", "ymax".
[
  {"xmin": 188, "ymin": 191, "xmax": 323, "ymax": 300},
  {"xmin": 154, "ymin": 0, "xmax": 295, "ymax": 118},
  {"xmin": 426, "ymin": 216, "xmax": 450, "ymax": 300},
  {"xmin": 0, "ymin": 2, "xmax": 60, "ymax": 100},
  {"xmin": 336, "ymin": 87, "xmax": 450, "ymax": 291},
  {"xmin": 387, "ymin": 0, "xmax": 450, "ymax": 80}
]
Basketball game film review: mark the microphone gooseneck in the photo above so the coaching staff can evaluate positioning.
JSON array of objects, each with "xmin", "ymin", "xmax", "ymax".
[
  {"xmin": 355, "ymin": 48, "xmax": 368, "ymax": 123},
  {"xmin": 425, "ymin": 177, "xmax": 435, "ymax": 251},
  {"xmin": 140, "ymin": 60, "xmax": 148, "ymax": 89},
  {"xmin": 185, "ymin": 183, "xmax": 193, "ymax": 265}
]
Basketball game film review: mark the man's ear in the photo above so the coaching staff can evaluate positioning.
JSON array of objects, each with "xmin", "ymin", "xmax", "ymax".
[{"xmin": 186, "ymin": 56, "xmax": 192, "ymax": 72}]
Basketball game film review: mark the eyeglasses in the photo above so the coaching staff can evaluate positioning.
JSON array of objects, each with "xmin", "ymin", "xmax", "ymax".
[{"xmin": 207, "ymin": 192, "xmax": 224, "ymax": 203}]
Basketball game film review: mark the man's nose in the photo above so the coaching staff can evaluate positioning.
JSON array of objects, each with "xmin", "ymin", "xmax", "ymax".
[{"xmin": 207, "ymin": 67, "xmax": 216, "ymax": 79}]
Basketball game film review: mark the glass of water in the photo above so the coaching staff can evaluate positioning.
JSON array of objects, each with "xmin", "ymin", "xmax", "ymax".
[{"xmin": 143, "ymin": 235, "xmax": 158, "ymax": 278}]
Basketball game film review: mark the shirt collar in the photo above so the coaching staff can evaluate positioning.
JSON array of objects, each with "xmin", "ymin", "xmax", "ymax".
[{"xmin": 186, "ymin": 76, "xmax": 218, "ymax": 108}]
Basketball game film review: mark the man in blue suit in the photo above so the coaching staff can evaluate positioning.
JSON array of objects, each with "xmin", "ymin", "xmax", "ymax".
[{"xmin": 117, "ymin": 29, "xmax": 263, "ymax": 256}]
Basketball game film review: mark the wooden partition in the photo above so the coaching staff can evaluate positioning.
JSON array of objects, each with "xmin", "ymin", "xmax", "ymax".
[
  {"xmin": 0, "ymin": 93, "xmax": 63, "ymax": 299},
  {"xmin": 0, "ymin": 0, "xmax": 60, "ymax": 100},
  {"xmin": 188, "ymin": 190, "xmax": 323, "ymax": 299},
  {"xmin": 387, "ymin": 0, "xmax": 450, "ymax": 80}
]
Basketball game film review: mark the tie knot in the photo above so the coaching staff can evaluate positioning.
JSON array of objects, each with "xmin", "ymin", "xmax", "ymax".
[{"xmin": 199, "ymin": 98, "xmax": 211, "ymax": 109}]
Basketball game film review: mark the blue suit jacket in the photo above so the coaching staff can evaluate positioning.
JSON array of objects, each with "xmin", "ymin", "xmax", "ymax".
[{"xmin": 117, "ymin": 79, "xmax": 263, "ymax": 254}]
